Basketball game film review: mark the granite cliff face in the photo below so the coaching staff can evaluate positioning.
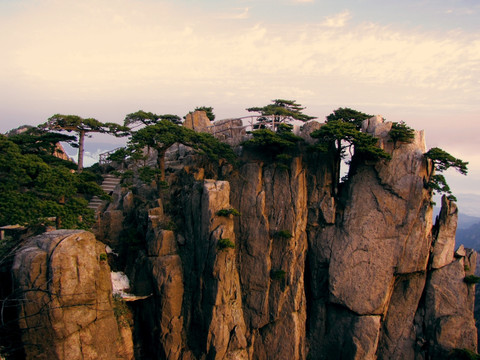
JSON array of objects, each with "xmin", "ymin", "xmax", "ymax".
[
  {"xmin": 7, "ymin": 116, "xmax": 477, "ymax": 359},
  {"xmin": 11, "ymin": 230, "xmax": 133, "ymax": 360}
]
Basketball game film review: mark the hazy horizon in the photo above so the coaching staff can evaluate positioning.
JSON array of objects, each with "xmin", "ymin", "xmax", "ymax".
[{"xmin": 1, "ymin": 0, "xmax": 479, "ymax": 213}]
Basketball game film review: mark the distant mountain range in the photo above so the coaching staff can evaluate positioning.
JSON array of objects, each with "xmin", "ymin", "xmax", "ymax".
[{"xmin": 455, "ymin": 212, "xmax": 480, "ymax": 250}]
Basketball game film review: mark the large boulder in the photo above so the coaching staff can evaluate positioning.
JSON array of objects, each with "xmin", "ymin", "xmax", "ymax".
[{"xmin": 12, "ymin": 230, "xmax": 133, "ymax": 360}]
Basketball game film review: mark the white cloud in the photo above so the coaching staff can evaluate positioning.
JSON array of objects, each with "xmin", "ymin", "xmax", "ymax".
[
  {"xmin": 321, "ymin": 10, "xmax": 352, "ymax": 28},
  {"xmin": 217, "ymin": 7, "xmax": 250, "ymax": 20},
  {"xmin": 1, "ymin": 0, "xmax": 479, "ymax": 205},
  {"xmin": 1, "ymin": 0, "xmax": 479, "ymax": 118}
]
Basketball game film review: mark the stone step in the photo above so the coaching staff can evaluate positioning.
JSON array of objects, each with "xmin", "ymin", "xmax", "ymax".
[
  {"xmin": 87, "ymin": 173, "xmax": 121, "ymax": 211},
  {"xmin": 100, "ymin": 176, "xmax": 121, "ymax": 193},
  {"xmin": 87, "ymin": 196, "xmax": 104, "ymax": 210}
]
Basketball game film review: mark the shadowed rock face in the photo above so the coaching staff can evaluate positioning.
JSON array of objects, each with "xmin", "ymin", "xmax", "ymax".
[{"xmin": 9, "ymin": 117, "xmax": 477, "ymax": 359}]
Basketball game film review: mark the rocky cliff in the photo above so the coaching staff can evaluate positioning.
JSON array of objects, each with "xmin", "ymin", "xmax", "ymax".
[{"xmin": 5, "ymin": 116, "xmax": 477, "ymax": 359}]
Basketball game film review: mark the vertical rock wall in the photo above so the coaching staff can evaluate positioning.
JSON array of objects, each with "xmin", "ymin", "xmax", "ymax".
[
  {"xmin": 10, "ymin": 117, "xmax": 478, "ymax": 360},
  {"xmin": 230, "ymin": 157, "xmax": 308, "ymax": 360}
]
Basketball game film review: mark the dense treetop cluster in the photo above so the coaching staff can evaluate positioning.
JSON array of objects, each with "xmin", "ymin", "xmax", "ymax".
[{"xmin": 0, "ymin": 101, "xmax": 467, "ymax": 233}]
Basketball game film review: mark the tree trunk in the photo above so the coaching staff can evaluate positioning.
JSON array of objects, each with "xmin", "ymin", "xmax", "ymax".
[
  {"xmin": 333, "ymin": 141, "xmax": 342, "ymax": 195},
  {"xmin": 77, "ymin": 130, "xmax": 85, "ymax": 173},
  {"xmin": 157, "ymin": 148, "xmax": 167, "ymax": 183}
]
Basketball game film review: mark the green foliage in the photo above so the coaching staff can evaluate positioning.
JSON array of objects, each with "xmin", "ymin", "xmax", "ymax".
[
  {"xmin": 425, "ymin": 147, "xmax": 468, "ymax": 200},
  {"xmin": 353, "ymin": 130, "xmax": 392, "ymax": 161},
  {"xmin": 112, "ymin": 294, "xmax": 133, "ymax": 328},
  {"xmin": 194, "ymin": 132, "xmax": 238, "ymax": 165},
  {"xmin": 326, "ymin": 107, "xmax": 372, "ymax": 129},
  {"xmin": 158, "ymin": 180, "xmax": 169, "ymax": 189},
  {"xmin": 217, "ymin": 238, "xmax": 235, "ymax": 250},
  {"xmin": 40, "ymin": 114, "xmax": 128, "ymax": 171},
  {"xmin": 127, "ymin": 119, "xmax": 236, "ymax": 181},
  {"xmin": 247, "ymin": 99, "xmax": 316, "ymax": 130},
  {"xmin": 7, "ymin": 126, "xmax": 77, "ymax": 168},
  {"xmin": 194, "ymin": 106, "xmax": 215, "ymax": 121},
  {"xmin": 310, "ymin": 119, "xmax": 390, "ymax": 162},
  {"xmin": 275, "ymin": 230, "xmax": 293, "ymax": 239},
  {"xmin": 425, "ymin": 147, "xmax": 468, "ymax": 175},
  {"xmin": 216, "ymin": 208, "xmax": 241, "ymax": 217},
  {"xmin": 0, "ymin": 135, "xmax": 102, "ymax": 229},
  {"xmin": 449, "ymin": 348, "xmax": 480, "ymax": 360},
  {"xmin": 388, "ymin": 121, "xmax": 415, "ymax": 148},
  {"xmin": 464, "ymin": 275, "xmax": 480, "ymax": 285},
  {"xmin": 243, "ymin": 123, "xmax": 303, "ymax": 157},
  {"xmin": 160, "ymin": 220, "xmax": 177, "ymax": 231},
  {"xmin": 270, "ymin": 269, "xmax": 286, "ymax": 280},
  {"xmin": 138, "ymin": 166, "xmax": 162, "ymax": 184},
  {"xmin": 107, "ymin": 147, "xmax": 131, "ymax": 163},
  {"xmin": 124, "ymin": 110, "xmax": 182, "ymax": 127}
]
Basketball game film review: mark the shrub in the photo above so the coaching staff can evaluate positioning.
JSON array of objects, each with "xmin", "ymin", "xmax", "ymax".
[
  {"xmin": 138, "ymin": 166, "xmax": 161, "ymax": 184},
  {"xmin": 217, "ymin": 238, "xmax": 235, "ymax": 250},
  {"xmin": 449, "ymin": 348, "xmax": 480, "ymax": 360},
  {"xmin": 160, "ymin": 220, "xmax": 177, "ymax": 231},
  {"xmin": 216, "ymin": 208, "xmax": 241, "ymax": 217},
  {"xmin": 275, "ymin": 230, "xmax": 293, "ymax": 239},
  {"xmin": 112, "ymin": 294, "xmax": 133, "ymax": 328},
  {"xmin": 389, "ymin": 121, "xmax": 415, "ymax": 148},
  {"xmin": 270, "ymin": 269, "xmax": 286, "ymax": 280},
  {"xmin": 464, "ymin": 275, "xmax": 480, "ymax": 285}
]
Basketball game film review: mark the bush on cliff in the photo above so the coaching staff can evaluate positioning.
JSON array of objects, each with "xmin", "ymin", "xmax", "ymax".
[
  {"xmin": 388, "ymin": 121, "xmax": 415, "ymax": 148},
  {"xmin": 310, "ymin": 109, "xmax": 390, "ymax": 193},
  {"xmin": 0, "ymin": 135, "xmax": 104, "ymax": 230},
  {"xmin": 242, "ymin": 123, "xmax": 304, "ymax": 162},
  {"xmin": 122, "ymin": 111, "xmax": 236, "ymax": 184}
]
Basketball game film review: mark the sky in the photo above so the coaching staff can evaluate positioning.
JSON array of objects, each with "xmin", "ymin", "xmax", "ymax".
[{"xmin": 0, "ymin": 0, "xmax": 479, "ymax": 215}]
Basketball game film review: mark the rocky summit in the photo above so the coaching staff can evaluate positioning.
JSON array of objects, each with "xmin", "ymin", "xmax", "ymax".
[{"xmin": 5, "ymin": 114, "xmax": 478, "ymax": 359}]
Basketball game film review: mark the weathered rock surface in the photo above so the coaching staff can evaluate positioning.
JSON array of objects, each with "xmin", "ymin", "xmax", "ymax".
[
  {"xmin": 12, "ymin": 230, "xmax": 133, "ymax": 360},
  {"xmin": 422, "ymin": 249, "xmax": 477, "ymax": 359},
  {"xmin": 184, "ymin": 110, "xmax": 212, "ymax": 132},
  {"xmin": 230, "ymin": 157, "xmax": 308, "ymax": 360},
  {"xmin": 8, "ymin": 116, "xmax": 478, "ymax": 360}
]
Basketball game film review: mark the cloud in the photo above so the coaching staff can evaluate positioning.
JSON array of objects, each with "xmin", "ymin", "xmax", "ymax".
[
  {"xmin": 321, "ymin": 10, "xmax": 352, "ymax": 28},
  {"xmin": 0, "ymin": 0, "xmax": 479, "ymax": 116},
  {"xmin": 217, "ymin": 7, "xmax": 250, "ymax": 20}
]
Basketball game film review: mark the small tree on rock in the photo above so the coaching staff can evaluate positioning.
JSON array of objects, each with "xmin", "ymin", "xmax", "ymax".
[
  {"xmin": 246, "ymin": 99, "xmax": 316, "ymax": 131},
  {"xmin": 326, "ymin": 107, "xmax": 372, "ymax": 129},
  {"xmin": 40, "ymin": 115, "xmax": 127, "ymax": 172},
  {"xmin": 310, "ymin": 108, "xmax": 390, "ymax": 194},
  {"xmin": 194, "ymin": 106, "xmax": 215, "ymax": 122},
  {"xmin": 389, "ymin": 121, "xmax": 415, "ymax": 149},
  {"xmin": 425, "ymin": 147, "xmax": 468, "ymax": 201},
  {"xmin": 125, "ymin": 115, "xmax": 236, "ymax": 185}
]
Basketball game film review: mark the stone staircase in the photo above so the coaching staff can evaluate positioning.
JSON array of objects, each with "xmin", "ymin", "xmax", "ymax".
[{"xmin": 88, "ymin": 174, "xmax": 121, "ymax": 211}]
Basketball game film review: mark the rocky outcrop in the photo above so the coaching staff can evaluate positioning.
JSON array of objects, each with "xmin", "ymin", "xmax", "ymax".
[
  {"xmin": 184, "ymin": 110, "xmax": 212, "ymax": 132},
  {"xmin": 8, "ymin": 116, "xmax": 478, "ymax": 359},
  {"xmin": 12, "ymin": 230, "xmax": 133, "ymax": 360}
]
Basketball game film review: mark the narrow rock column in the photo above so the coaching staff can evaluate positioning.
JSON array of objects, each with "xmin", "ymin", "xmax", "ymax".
[{"xmin": 200, "ymin": 180, "xmax": 249, "ymax": 360}]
